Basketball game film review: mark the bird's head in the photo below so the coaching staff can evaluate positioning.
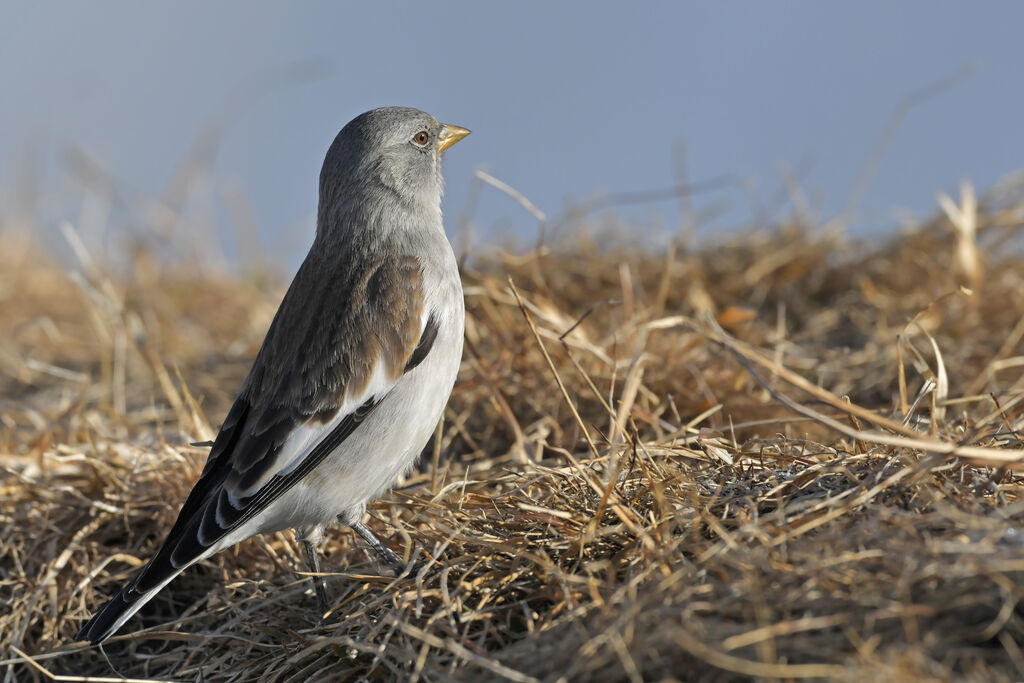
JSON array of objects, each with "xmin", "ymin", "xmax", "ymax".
[{"xmin": 319, "ymin": 106, "xmax": 470, "ymax": 234}]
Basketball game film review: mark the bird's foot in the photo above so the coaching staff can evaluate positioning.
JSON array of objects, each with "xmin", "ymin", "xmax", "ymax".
[{"xmin": 349, "ymin": 520, "xmax": 431, "ymax": 578}]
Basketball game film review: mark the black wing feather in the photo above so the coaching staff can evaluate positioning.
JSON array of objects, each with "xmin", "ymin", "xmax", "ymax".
[
  {"xmin": 404, "ymin": 313, "xmax": 438, "ymax": 372},
  {"xmin": 168, "ymin": 397, "xmax": 379, "ymax": 568}
]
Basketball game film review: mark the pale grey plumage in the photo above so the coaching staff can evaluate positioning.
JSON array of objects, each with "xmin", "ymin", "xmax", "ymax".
[{"xmin": 77, "ymin": 106, "xmax": 468, "ymax": 643}]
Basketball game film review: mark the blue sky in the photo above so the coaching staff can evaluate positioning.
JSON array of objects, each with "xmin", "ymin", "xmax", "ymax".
[{"xmin": 1, "ymin": 1, "xmax": 1022, "ymax": 267}]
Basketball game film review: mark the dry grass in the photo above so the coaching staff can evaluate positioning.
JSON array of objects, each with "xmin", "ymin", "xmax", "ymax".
[{"xmin": 4, "ymin": 175, "xmax": 1024, "ymax": 682}]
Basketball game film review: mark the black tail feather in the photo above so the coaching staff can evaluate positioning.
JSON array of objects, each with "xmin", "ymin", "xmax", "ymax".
[{"xmin": 76, "ymin": 586, "xmax": 140, "ymax": 644}]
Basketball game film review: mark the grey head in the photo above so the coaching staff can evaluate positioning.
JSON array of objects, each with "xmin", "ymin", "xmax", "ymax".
[{"xmin": 318, "ymin": 106, "xmax": 470, "ymax": 237}]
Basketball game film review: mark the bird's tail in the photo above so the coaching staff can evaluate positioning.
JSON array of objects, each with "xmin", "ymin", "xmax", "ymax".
[{"xmin": 76, "ymin": 549, "xmax": 212, "ymax": 644}]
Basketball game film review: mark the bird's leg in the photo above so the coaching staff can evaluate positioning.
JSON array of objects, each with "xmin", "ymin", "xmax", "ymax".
[
  {"xmin": 302, "ymin": 540, "xmax": 330, "ymax": 618},
  {"xmin": 350, "ymin": 521, "xmax": 405, "ymax": 573}
]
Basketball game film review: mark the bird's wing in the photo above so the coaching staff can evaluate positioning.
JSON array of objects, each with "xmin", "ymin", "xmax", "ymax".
[{"xmin": 134, "ymin": 245, "xmax": 438, "ymax": 593}]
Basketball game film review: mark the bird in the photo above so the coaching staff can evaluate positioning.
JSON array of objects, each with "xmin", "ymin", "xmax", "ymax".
[{"xmin": 76, "ymin": 106, "xmax": 470, "ymax": 644}]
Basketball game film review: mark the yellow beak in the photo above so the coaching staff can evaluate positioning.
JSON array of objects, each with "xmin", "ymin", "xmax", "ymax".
[{"xmin": 438, "ymin": 124, "xmax": 471, "ymax": 153}]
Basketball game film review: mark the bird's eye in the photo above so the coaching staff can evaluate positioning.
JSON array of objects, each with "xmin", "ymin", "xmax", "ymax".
[{"xmin": 412, "ymin": 130, "xmax": 429, "ymax": 146}]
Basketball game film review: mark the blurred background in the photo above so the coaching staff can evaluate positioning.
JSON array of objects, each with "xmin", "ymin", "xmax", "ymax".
[{"xmin": 1, "ymin": 0, "xmax": 1022, "ymax": 268}]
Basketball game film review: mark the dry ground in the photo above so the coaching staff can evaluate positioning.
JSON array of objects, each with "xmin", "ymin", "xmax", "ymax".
[{"xmin": 3, "ymin": 177, "xmax": 1024, "ymax": 681}]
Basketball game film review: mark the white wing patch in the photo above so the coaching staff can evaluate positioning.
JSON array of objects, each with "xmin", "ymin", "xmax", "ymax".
[{"xmin": 277, "ymin": 361, "xmax": 394, "ymax": 478}]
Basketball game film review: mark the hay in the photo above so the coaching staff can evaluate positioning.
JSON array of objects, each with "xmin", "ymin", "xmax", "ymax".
[{"xmin": 3, "ymin": 176, "xmax": 1024, "ymax": 682}]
